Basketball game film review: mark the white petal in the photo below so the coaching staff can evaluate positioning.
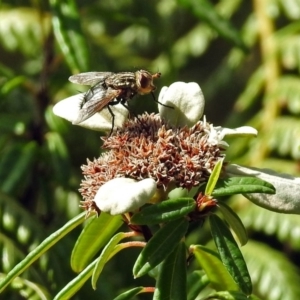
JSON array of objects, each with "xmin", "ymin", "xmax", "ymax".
[
  {"xmin": 207, "ymin": 125, "xmax": 258, "ymax": 147},
  {"xmin": 94, "ymin": 178, "xmax": 157, "ymax": 215},
  {"xmin": 53, "ymin": 93, "xmax": 128, "ymax": 131},
  {"xmin": 218, "ymin": 126, "xmax": 258, "ymax": 139},
  {"xmin": 226, "ymin": 164, "xmax": 300, "ymax": 214},
  {"xmin": 158, "ymin": 82, "xmax": 205, "ymax": 128},
  {"xmin": 206, "ymin": 124, "xmax": 229, "ymax": 147}
]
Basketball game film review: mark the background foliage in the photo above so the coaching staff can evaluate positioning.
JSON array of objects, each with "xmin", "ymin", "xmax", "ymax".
[{"xmin": 1, "ymin": 0, "xmax": 300, "ymax": 299}]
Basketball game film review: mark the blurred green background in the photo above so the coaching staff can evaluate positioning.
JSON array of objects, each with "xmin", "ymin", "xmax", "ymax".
[{"xmin": 1, "ymin": 0, "xmax": 300, "ymax": 299}]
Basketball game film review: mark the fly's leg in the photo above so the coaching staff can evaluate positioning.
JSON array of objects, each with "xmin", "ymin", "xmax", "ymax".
[
  {"xmin": 107, "ymin": 105, "xmax": 116, "ymax": 137},
  {"xmin": 106, "ymin": 96, "xmax": 123, "ymax": 136},
  {"xmin": 120, "ymin": 100, "xmax": 142, "ymax": 124}
]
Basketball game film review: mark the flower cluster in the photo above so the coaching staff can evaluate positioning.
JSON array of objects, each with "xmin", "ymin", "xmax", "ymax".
[
  {"xmin": 53, "ymin": 81, "xmax": 257, "ymax": 216},
  {"xmin": 80, "ymin": 113, "xmax": 225, "ymax": 200}
]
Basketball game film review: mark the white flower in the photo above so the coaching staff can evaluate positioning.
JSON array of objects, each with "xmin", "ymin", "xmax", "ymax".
[
  {"xmin": 93, "ymin": 178, "xmax": 157, "ymax": 215},
  {"xmin": 52, "ymin": 93, "xmax": 128, "ymax": 131},
  {"xmin": 158, "ymin": 82, "xmax": 205, "ymax": 128},
  {"xmin": 157, "ymin": 81, "xmax": 258, "ymax": 146},
  {"xmin": 206, "ymin": 124, "xmax": 258, "ymax": 147}
]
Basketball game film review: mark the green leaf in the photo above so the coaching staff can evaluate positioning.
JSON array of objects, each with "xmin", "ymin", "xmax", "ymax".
[
  {"xmin": 45, "ymin": 106, "xmax": 70, "ymax": 134},
  {"xmin": 71, "ymin": 213, "xmax": 123, "ymax": 272},
  {"xmin": 44, "ymin": 132, "xmax": 71, "ymax": 186},
  {"xmin": 113, "ymin": 287, "xmax": 144, "ymax": 300},
  {"xmin": 168, "ymin": 187, "xmax": 190, "ymax": 198},
  {"xmin": 205, "ymin": 290, "xmax": 261, "ymax": 300},
  {"xmin": 237, "ymin": 200, "xmax": 300, "ymax": 250},
  {"xmin": 0, "ymin": 213, "xmax": 85, "ymax": 293},
  {"xmin": 49, "ymin": 0, "xmax": 89, "ymax": 72},
  {"xmin": 54, "ymin": 258, "xmax": 97, "ymax": 300},
  {"xmin": 209, "ymin": 214, "xmax": 252, "ymax": 295},
  {"xmin": 153, "ymin": 241, "xmax": 187, "ymax": 300},
  {"xmin": 0, "ymin": 274, "xmax": 51, "ymax": 300},
  {"xmin": 225, "ymin": 165, "xmax": 300, "ymax": 214},
  {"xmin": 133, "ymin": 218, "xmax": 189, "ymax": 278},
  {"xmin": 242, "ymin": 240, "xmax": 300, "ymax": 300},
  {"xmin": 217, "ymin": 202, "xmax": 248, "ymax": 246},
  {"xmin": 0, "ymin": 7, "xmax": 49, "ymax": 56},
  {"xmin": 56, "ymin": 247, "xmax": 146, "ymax": 300},
  {"xmin": 92, "ymin": 232, "xmax": 128, "ymax": 289},
  {"xmin": 56, "ymin": 239, "xmax": 142, "ymax": 300},
  {"xmin": 0, "ymin": 192, "xmax": 47, "ymax": 263},
  {"xmin": 205, "ymin": 158, "xmax": 224, "ymax": 195},
  {"xmin": 187, "ymin": 271, "xmax": 209, "ymax": 300},
  {"xmin": 192, "ymin": 245, "xmax": 238, "ymax": 291},
  {"xmin": 0, "ymin": 75, "xmax": 26, "ymax": 95},
  {"xmin": 212, "ymin": 177, "xmax": 275, "ymax": 197},
  {"xmin": 0, "ymin": 141, "xmax": 38, "ymax": 195},
  {"xmin": 130, "ymin": 198, "xmax": 196, "ymax": 225},
  {"xmin": 178, "ymin": 0, "xmax": 247, "ymax": 50}
]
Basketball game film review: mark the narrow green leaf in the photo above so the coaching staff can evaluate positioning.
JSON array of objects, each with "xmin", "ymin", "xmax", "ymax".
[
  {"xmin": 54, "ymin": 258, "xmax": 97, "ymax": 300},
  {"xmin": 212, "ymin": 177, "xmax": 275, "ymax": 196},
  {"xmin": 1, "ymin": 75, "xmax": 26, "ymax": 95},
  {"xmin": 71, "ymin": 213, "xmax": 123, "ymax": 272},
  {"xmin": 49, "ymin": 0, "xmax": 89, "ymax": 72},
  {"xmin": 209, "ymin": 214, "xmax": 252, "ymax": 295},
  {"xmin": 187, "ymin": 271, "xmax": 209, "ymax": 300},
  {"xmin": 192, "ymin": 245, "xmax": 238, "ymax": 291},
  {"xmin": 113, "ymin": 287, "xmax": 144, "ymax": 300},
  {"xmin": 0, "ymin": 213, "xmax": 85, "ymax": 293},
  {"xmin": 133, "ymin": 218, "xmax": 188, "ymax": 278},
  {"xmin": 0, "ymin": 141, "xmax": 38, "ymax": 194},
  {"xmin": 178, "ymin": 0, "xmax": 247, "ymax": 50},
  {"xmin": 205, "ymin": 158, "xmax": 224, "ymax": 195},
  {"xmin": 131, "ymin": 198, "xmax": 195, "ymax": 225},
  {"xmin": 242, "ymin": 240, "xmax": 300, "ymax": 299},
  {"xmin": 153, "ymin": 241, "xmax": 187, "ymax": 300},
  {"xmin": 92, "ymin": 232, "xmax": 128, "ymax": 289},
  {"xmin": 226, "ymin": 164, "xmax": 300, "ymax": 214},
  {"xmin": 206, "ymin": 290, "xmax": 261, "ymax": 299},
  {"xmin": 58, "ymin": 240, "xmax": 142, "ymax": 299},
  {"xmin": 0, "ymin": 7, "xmax": 48, "ymax": 56},
  {"xmin": 44, "ymin": 132, "xmax": 71, "ymax": 186},
  {"xmin": 45, "ymin": 106, "xmax": 69, "ymax": 133},
  {"xmin": 0, "ymin": 192, "xmax": 43, "ymax": 240},
  {"xmin": 0, "ymin": 274, "xmax": 51, "ymax": 300},
  {"xmin": 218, "ymin": 202, "xmax": 248, "ymax": 246}
]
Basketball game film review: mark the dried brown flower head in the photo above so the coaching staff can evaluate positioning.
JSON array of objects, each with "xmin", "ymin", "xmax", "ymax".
[{"xmin": 79, "ymin": 113, "xmax": 226, "ymax": 207}]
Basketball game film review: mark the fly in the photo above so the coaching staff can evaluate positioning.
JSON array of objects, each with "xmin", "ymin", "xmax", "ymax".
[{"xmin": 69, "ymin": 70, "xmax": 171, "ymax": 135}]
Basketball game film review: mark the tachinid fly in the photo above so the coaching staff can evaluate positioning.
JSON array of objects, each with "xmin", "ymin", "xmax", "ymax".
[{"xmin": 69, "ymin": 70, "xmax": 165, "ymax": 134}]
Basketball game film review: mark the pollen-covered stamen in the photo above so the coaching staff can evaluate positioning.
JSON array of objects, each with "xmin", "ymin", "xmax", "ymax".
[{"xmin": 79, "ymin": 113, "xmax": 225, "ymax": 208}]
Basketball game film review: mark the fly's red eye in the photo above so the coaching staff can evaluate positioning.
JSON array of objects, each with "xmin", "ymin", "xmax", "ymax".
[{"xmin": 140, "ymin": 74, "xmax": 150, "ymax": 88}]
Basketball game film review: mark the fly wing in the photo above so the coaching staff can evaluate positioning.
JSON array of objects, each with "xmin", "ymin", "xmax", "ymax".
[
  {"xmin": 69, "ymin": 72, "xmax": 114, "ymax": 86},
  {"xmin": 73, "ymin": 88, "xmax": 121, "ymax": 124}
]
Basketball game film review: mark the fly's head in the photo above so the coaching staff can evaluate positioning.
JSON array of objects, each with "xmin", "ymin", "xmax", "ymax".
[{"xmin": 135, "ymin": 70, "xmax": 161, "ymax": 95}]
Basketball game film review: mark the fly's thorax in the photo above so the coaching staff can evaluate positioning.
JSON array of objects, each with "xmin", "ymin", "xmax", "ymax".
[
  {"xmin": 135, "ymin": 70, "xmax": 160, "ymax": 95},
  {"xmin": 105, "ymin": 72, "xmax": 137, "ymax": 91}
]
